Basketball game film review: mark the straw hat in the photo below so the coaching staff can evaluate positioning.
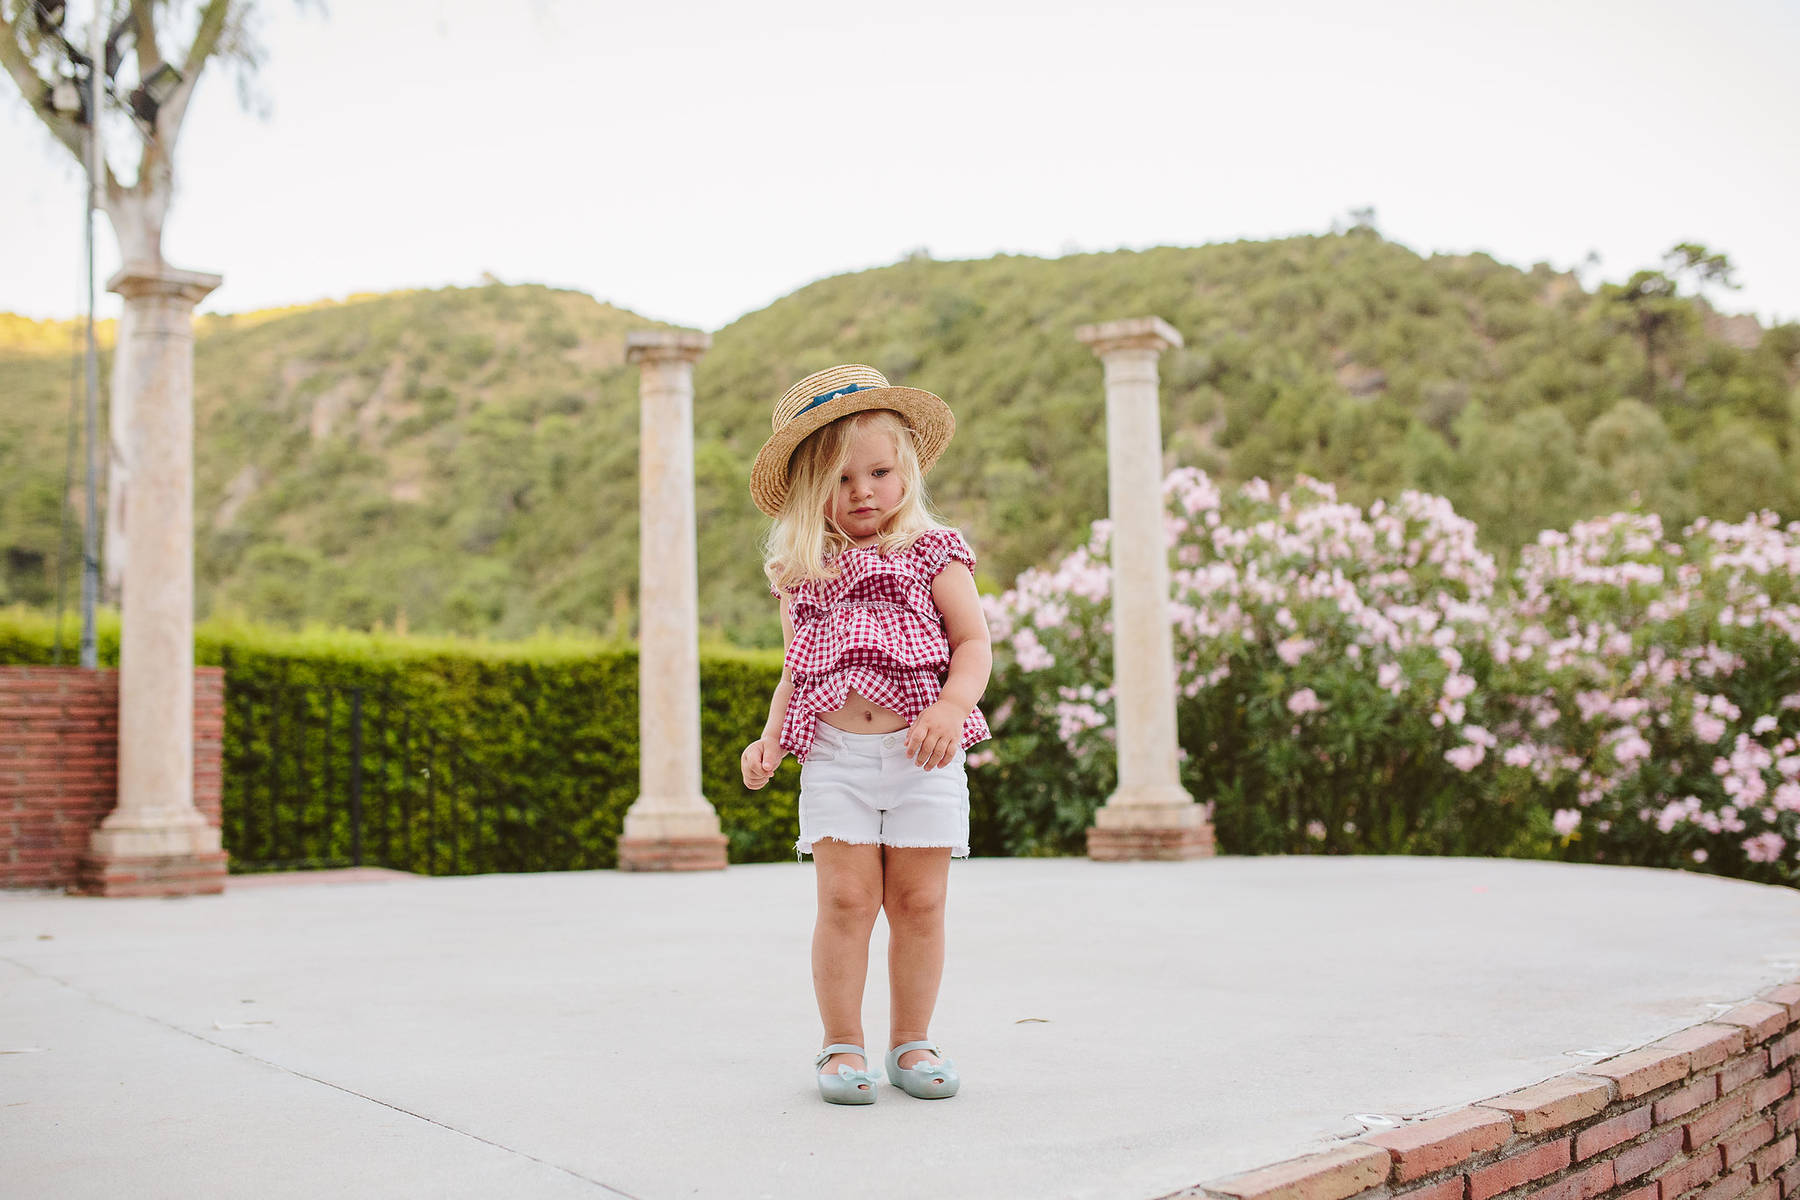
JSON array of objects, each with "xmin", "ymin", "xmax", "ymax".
[{"xmin": 749, "ymin": 364, "xmax": 955, "ymax": 518}]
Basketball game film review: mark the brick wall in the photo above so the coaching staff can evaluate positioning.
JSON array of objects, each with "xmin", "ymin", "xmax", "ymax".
[
  {"xmin": 0, "ymin": 666, "xmax": 225, "ymax": 890},
  {"xmin": 1182, "ymin": 985, "xmax": 1800, "ymax": 1200}
]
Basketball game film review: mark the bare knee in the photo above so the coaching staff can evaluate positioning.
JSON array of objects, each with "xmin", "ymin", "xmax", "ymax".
[
  {"xmin": 818, "ymin": 878, "xmax": 882, "ymax": 929},
  {"xmin": 882, "ymin": 882, "xmax": 947, "ymax": 928}
]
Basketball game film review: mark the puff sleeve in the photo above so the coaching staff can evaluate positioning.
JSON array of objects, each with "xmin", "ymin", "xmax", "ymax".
[{"xmin": 910, "ymin": 527, "xmax": 977, "ymax": 580}]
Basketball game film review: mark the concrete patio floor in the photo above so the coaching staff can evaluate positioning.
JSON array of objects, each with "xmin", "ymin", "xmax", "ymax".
[{"xmin": 4, "ymin": 855, "xmax": 1799, "ymax": 1200}]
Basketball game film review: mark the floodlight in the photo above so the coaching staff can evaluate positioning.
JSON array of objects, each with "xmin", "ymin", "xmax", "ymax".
[{"xmin": 127, "ymin": 62, "xmax": 181, "ymax": 129}]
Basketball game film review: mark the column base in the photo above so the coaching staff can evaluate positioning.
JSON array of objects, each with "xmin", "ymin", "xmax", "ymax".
[
  {"xmin": 71, "ymin": 848, "xmax": 230, "ymax": 897},
  {"xmin": 1086, "ymin": 822, "xmax": 1216, "ymax": 861},
  {"xmin": 617, "ymin": 834, "xmax": 729, "ymax": 872}
]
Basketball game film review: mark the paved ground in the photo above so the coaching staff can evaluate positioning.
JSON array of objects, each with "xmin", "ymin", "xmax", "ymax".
[{"xmin": 4, "ymin": 855, "xmax": 1799, "ymax": 1200}]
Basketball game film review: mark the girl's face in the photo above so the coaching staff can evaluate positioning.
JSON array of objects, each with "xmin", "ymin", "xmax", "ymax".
[{"xmin": 829, "ymin": 426, "xmax": 904, "ymax": 544}]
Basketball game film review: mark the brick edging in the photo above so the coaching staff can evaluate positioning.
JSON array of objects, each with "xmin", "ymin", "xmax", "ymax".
[{"xmin": 1169, "ymin": 982, "xmax": 1800, "ymax": 1200}]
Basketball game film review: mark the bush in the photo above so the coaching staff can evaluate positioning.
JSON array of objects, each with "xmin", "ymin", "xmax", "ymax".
[
  {"xmin": 0, "ymin": 610, "xmax": 798, "ymax": 872},
  {"xmin": 978, "ymin": 471, "xmax": 1800, "ymax": 887}
]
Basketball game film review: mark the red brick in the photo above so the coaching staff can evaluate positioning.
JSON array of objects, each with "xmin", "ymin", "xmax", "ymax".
[
  {"xmin": 1616, "ymin": 1186, "xmax": 1658, "ymax": 1200},
  {"xmin": 1749, "ymin": 1132, "xmax": 1795, "ymax": 1182},
  {"xmin": 1780, "ymin": 1094, "xmax": 1799, "ymax": 1134},
  {"xmin": 1662, "ymin": 1077, "xmax": 1729, "ymax": 1123},
  {"xmin": 1722, "ymin": 1005, "xmax": 1794, "ymax": 1046},
  {"xmin": 1202, "ymin": 1143, "xmax": 1393, "ymax": 1200},
  {"xmin": 1697, "ymin": 1166, "xmax": 1756, "ymax": 1200},
  {"xmin": 1590, "ymin": 1047, "xmax": 1695, "ymax": 1099},
  {"xmin": 1618, "ymin": 1130, "xmax": 1687, "ymax": 1184},
  {"xmin": 1756, "ymin": 985, "xmax": 1800, "ymax": 1024},
  {"xmin": 1753, "ymin": 1075, "xmax": 1797, "ymax": 1111},
  {"xmin": 1395, "ymin": 1176, "xmax": 1466, "ymax": 1200},
  {"xmin": 1692, "ymin": 1096, "xmax": 1755, "ymax": 1150},
  {"xmin": 1482, "ymin": 1077, "xmax": 1612, "ymax": 1135},
  {"xmin": 1523, "ymin": 1160, "xmax": 1614, "ymax": 1200},
  {"xmin": 1726, "ymin": 1121, "xmax": 1778, "ymax": 1171},
  {"xmin": 1772, "ymin": 1033, "xmax": 1800, "ymax": 1070},
  {"xmin": 1468, "ymin": 1139, "xmax": 1571, "ymax": 1200},
  {"xmin": 1658, "ymin": 1148, "xmax": 1725, "ymax": 1200},
  {"xmin": 1582, "ymin": 1111, "xmax": 1674, "ymax": 1169},
  {"xmin": 1367, "ymin": 1107, "xmax": 1514, "ymax": 1183}
]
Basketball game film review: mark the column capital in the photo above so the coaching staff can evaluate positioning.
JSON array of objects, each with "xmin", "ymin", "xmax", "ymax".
[
  {"xmin": 106, "ymin": 262, "xmax": 223, "ymax": 306},
  {"xmin": 1075, "ymin": 316, "xmax": 1183, "ymax": 358},
  {"xmin": 627, "ymin": 329, "xmax": 712, "ymax": 366}
]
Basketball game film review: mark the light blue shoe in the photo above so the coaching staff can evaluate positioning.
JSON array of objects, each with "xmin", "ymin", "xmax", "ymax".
[
  {"xmin": 814, "ymin": 1044, "xmax": 879, "ymax": 1105},
  {"xmin": 885, "ymin": 1040, "xmax": 960, "ymax": 1099}
]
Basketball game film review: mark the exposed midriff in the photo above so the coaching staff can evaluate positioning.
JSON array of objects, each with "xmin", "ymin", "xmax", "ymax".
[{"xmin": 815, "ymin": 686, "xmax": 909, "ymax": 735}]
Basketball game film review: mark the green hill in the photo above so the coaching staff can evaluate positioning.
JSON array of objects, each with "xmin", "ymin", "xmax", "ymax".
[{"xmin": 2, "ymin": 233, "xmax": 1796, "ymax": 646}]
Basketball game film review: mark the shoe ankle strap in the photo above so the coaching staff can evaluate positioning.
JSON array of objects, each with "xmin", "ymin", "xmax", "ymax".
[
  {"xmin": 815, "ymin": 1043, "xmax": 868, "ymax": 1067},
  {"xmin": 889, "ymin": 1039, "xmax": 940, "ymax": 1057}
]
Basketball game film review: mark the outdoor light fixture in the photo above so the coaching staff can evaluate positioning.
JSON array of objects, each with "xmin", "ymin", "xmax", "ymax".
[{"xmin": 127, "ymin": 62, "xmax": 181, "ymax": 130}]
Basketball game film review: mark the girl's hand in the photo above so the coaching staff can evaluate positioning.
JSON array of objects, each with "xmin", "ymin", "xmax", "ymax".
[
  {"xmin": 905, "ymin": 701, "xmax": 964, "ymax": 770},
  {"xmin": 741, "ymin": 736, "xmax": 785, "ymax": 790}
]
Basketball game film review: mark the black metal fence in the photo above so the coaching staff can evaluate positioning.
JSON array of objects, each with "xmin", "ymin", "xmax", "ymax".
[{"xmin": 222, "ymin": 674, "xmax": 583, "ymax": 875}]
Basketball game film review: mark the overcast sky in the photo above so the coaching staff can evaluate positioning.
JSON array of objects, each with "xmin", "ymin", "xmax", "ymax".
[{"xmin": 4, "ymin": 0, "xmax": 1796, "ymax": 331}]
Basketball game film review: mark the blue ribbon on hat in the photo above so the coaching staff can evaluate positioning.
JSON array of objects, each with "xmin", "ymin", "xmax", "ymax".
[{"xmin": 798, "ymin": 383, "xmax": 873, "ymax": 415}]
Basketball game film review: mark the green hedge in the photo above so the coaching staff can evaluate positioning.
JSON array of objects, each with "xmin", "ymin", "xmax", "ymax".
[{"xmin": 1, "ymin": 608, "xmax": 806, "ymax": 871}]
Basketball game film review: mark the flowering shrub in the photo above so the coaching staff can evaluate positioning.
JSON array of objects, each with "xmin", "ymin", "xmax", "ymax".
[
  {"xmin": 973, "ymin": 467, "xmax": 1800, "ymax": 887},
  {"xmin": 976, "ymin": 469, "xmax": 1543, "ymax": 858},
  {"xmin": 1491, "ymin": 510, "xmax": 1800, "ymax": 885}
]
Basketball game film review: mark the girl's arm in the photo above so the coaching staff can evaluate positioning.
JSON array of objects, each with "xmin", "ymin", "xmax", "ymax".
[
  {"xmin": 904, "ymin": 560, "xmax": 992, "ymax": 768},
  {"xmin": 742, "ymin": 592, "xmax": 797, "ymax": 789},
  {"xmin": 760, "ymin": 594, "xmax": 798, "ymax": 742}
]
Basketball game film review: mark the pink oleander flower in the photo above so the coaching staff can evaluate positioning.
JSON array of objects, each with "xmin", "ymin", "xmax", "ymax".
[
  {"xmin": 1742, "ymin": 832, "xmax": 1786, "ymax": 864},
  {"xmin": 1446, "ymin": 743, "xmax": 1486, "ymax": 772},
  {"xmin": 1287, "ymin": 687, "xmax": 1323, "ymax": 715},
  {"xmin": 1553, "ymin": 809, "xmax": 1581, "ymax": 837},
  {"xmin": 1692, "ymin": 711, "xmax": 1727, "ymax": 744},
  {"xmin": 1276, "ymin": 636, "xmax": 1314, "ymax": 666}
]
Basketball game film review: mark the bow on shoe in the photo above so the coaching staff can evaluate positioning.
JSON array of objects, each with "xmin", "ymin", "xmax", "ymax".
[
  {"xmin": 815, "ymin": 1052, "xmax": 877, "ymax": 1082},
  {"xmin": 899, "ymin": 1055, "xmax": 954, "ymax": 1075}
]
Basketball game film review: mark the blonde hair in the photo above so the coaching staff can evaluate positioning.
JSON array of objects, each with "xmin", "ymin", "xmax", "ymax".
[{"xmin": 763, "ymin": 409, "xmax": 945, "ymax": 594}]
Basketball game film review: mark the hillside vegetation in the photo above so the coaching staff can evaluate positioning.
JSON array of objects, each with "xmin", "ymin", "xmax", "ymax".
[{"xmin": 2, "ymin": 233, "xmax": 1796, "ymax": 646}]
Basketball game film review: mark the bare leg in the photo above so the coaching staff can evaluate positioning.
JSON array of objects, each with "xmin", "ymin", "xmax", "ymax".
[
  {"xmin": 882, "ymin": 845, "xmax": 953, "ymax": 1076},
  {"xmin": 811, "ymin": 838, "xmax": 884, "ymax": 1085}
]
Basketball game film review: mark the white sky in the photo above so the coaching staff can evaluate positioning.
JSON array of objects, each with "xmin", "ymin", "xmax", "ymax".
[{"xmin": 4, "ymin": 0, "xmax": 1797, "ymax": 331}]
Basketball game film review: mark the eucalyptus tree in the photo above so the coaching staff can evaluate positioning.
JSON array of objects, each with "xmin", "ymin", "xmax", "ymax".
[{"xmin": 0, "ymin": 0, "xmax": 270, "ymax": 597}]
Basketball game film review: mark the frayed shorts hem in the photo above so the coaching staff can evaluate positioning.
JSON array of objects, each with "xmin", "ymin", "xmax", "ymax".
[{"xmin": 794, "ymin": 834, "xmax": 970, "ymax": 861}]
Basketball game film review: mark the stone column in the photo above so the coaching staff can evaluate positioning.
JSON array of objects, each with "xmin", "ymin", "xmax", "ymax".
[
  {"xmin": 77, "ymin": 264, "xmax": 229, "ymax": 896},
  {"xmin": 617, "ymin": 330, "xmax": 728, "ymax": 871},
  {"xmin": 1075, "ymin": 317, "xmax": 1216, "ymax": 861}
]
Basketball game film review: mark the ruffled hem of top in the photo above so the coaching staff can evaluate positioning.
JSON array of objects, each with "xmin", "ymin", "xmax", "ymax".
[{"xmin": 785, "ymin": 609, "xmax": 952, "ymax": 673}]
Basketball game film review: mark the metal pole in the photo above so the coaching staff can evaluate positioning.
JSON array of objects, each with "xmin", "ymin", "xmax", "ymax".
[{"xmin": 78, "ymin": 6, "xmax": 104, "ymax": 670}]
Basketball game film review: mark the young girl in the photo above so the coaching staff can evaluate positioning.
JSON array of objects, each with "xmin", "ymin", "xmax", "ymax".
[{"xmin": 739, "ymin": 363, "xmax": 992, "ymax": 1106}]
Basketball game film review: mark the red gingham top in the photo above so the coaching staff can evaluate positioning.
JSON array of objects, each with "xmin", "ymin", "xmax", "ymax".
[{"xmin": 773, "ymin": 526, "xmax": 992, "ymax": 763}]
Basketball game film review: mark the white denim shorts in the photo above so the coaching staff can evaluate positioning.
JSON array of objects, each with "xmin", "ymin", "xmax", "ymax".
[{"xmin": 795, "ymin": 721, "xmax": 970, "ymax": 860}]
